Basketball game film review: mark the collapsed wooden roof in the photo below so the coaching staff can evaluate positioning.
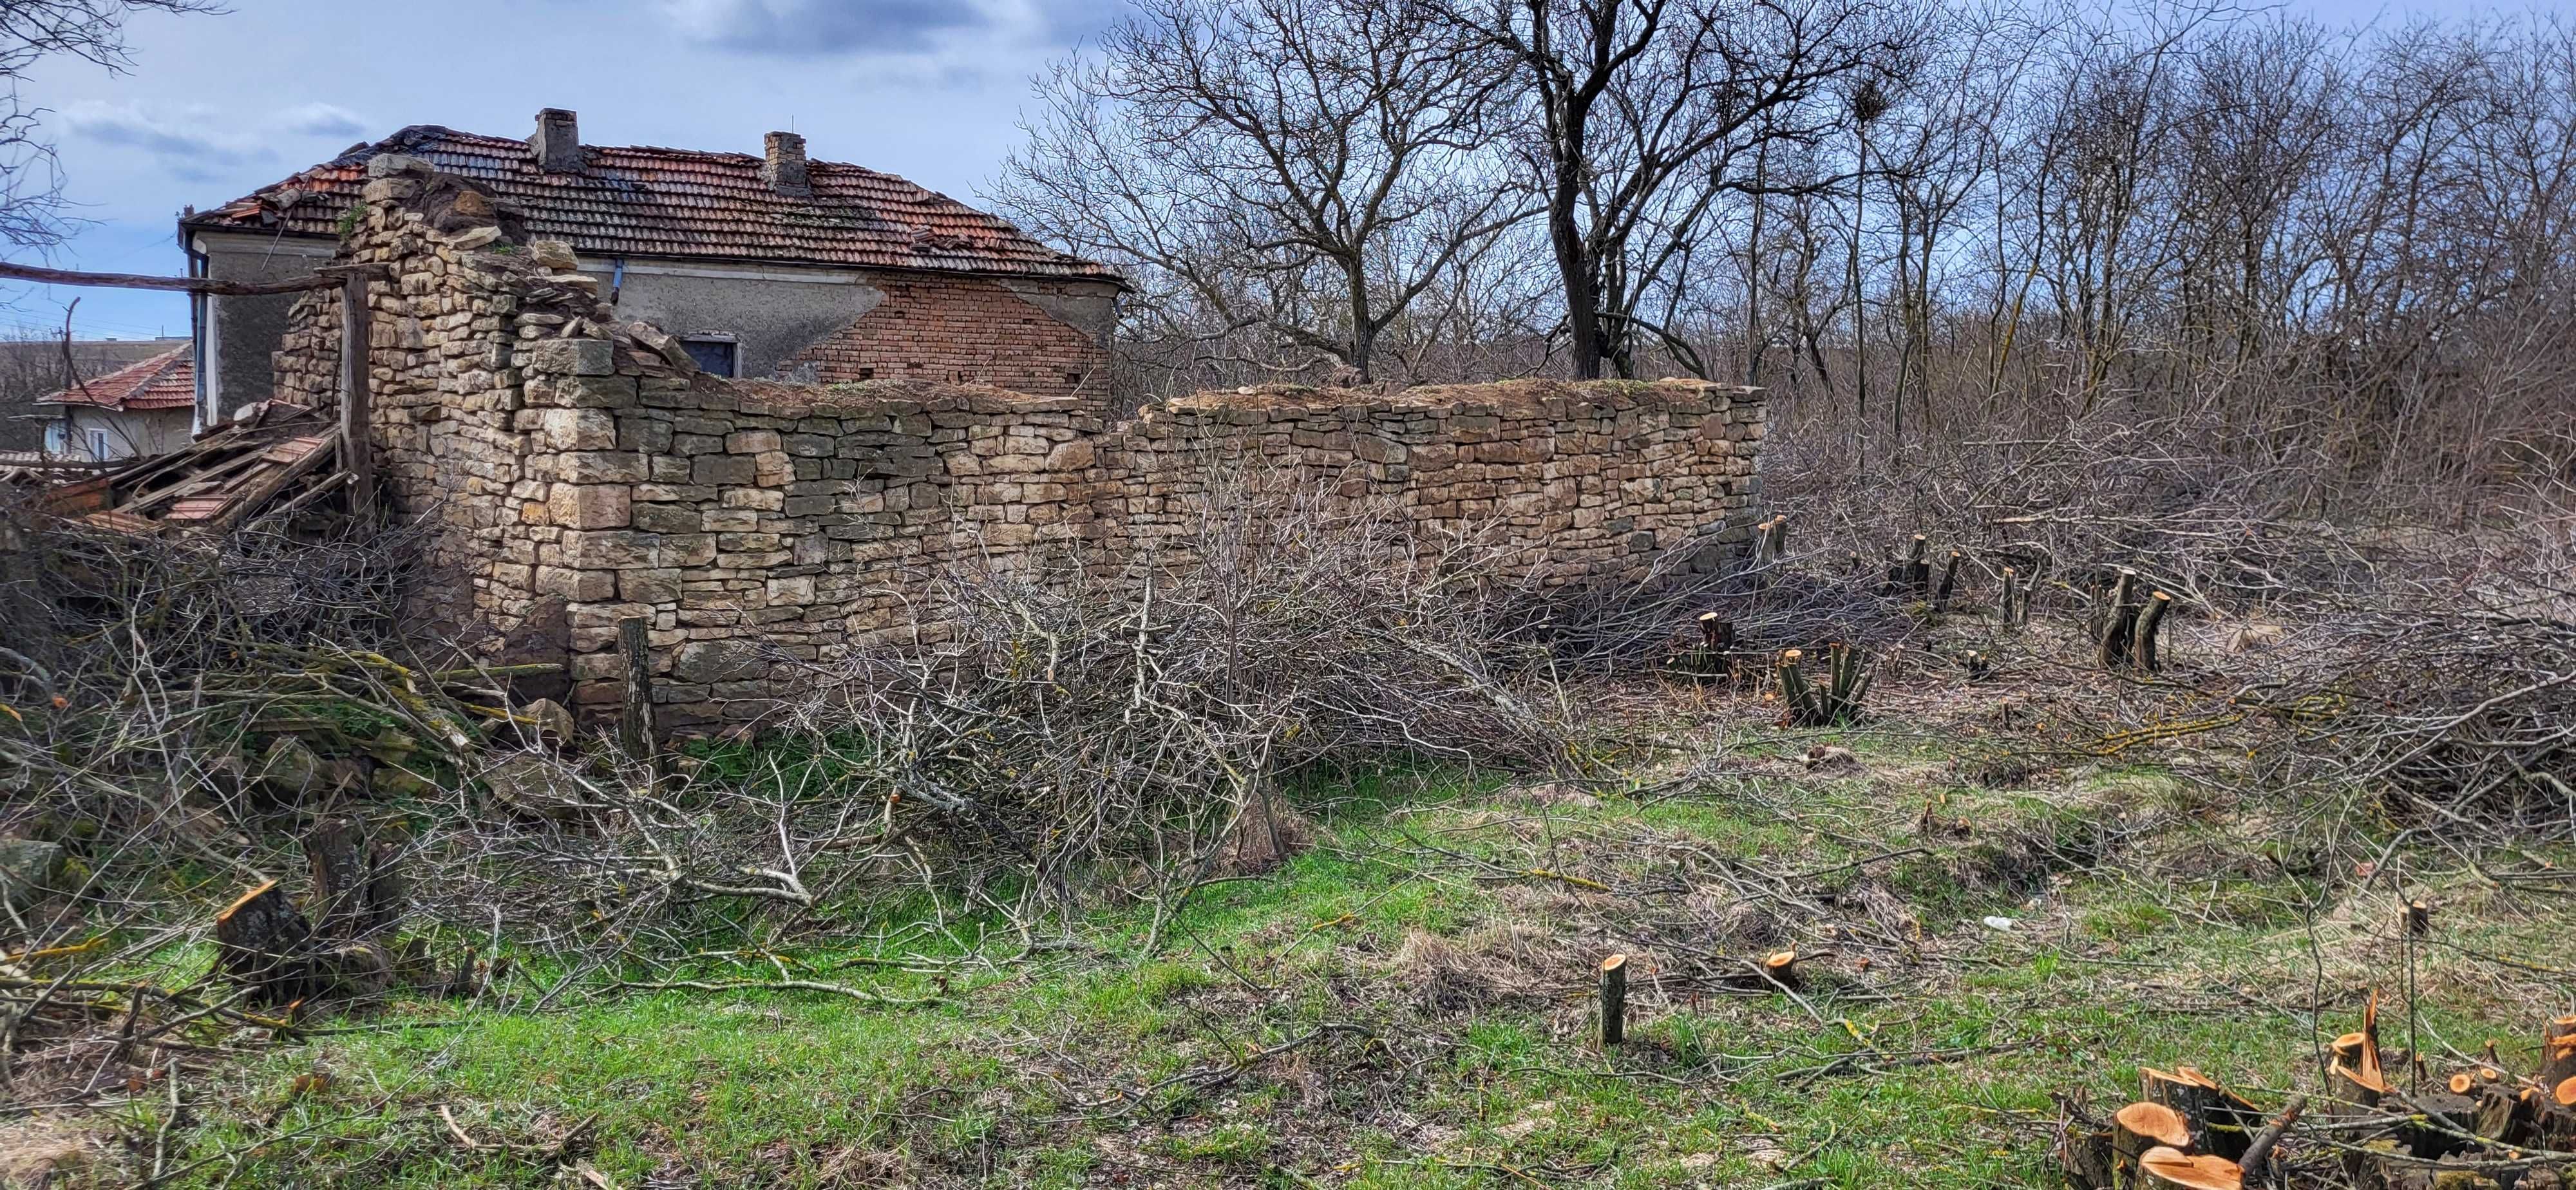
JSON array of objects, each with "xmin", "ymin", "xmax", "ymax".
[{"xmin": 40, "ymin": 402, "xmax": 350, "ymax": 534}]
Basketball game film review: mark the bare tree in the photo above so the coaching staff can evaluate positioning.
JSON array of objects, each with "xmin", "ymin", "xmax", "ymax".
[
  {"xmin": 994, "ymin": 0, "xmax": 1528, "ymax": 390},
  {"xmin": 0, "ymin": 0, "xmax": 219, "ymax": 254},
  {"xmin": 1449, "ymin": 0, "xmax": 1892, "ymax": 379}
]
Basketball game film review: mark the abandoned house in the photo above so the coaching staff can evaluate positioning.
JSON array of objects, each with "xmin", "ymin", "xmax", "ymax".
[
  {"xmin": 30, "ymin": 343, "xmax": 196, "ymax": 462},
  {"xmin": 179, "ymin": 108, "xmax": 1122, "ymax": 430}
]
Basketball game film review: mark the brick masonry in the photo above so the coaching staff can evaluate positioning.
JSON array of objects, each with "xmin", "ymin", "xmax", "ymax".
[
  {"xmin": 274, "ymin": 160, "xmax": 1768, "ymax": 731},
  {"xmin": 783, "ymin": 276, "xmax": 1108, "ymax": 399}
]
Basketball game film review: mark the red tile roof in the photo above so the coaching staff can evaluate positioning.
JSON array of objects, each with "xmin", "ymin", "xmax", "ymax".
[
  {"xmin": 184, "ymin": 125, "xmax": 1121, "ymax": 284},
  {"xmin": 37, "ymin": 345, "xmax": 194, "ymax": 411}
]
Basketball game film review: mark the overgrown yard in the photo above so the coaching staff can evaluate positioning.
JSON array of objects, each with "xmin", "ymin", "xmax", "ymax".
[
  {"xmin": 10, "ymin": 439, "xmax": 2576, "ymax": 1188},
  {"xmin": 69, "ymin": 721, "xmax": 2572, "ymax": 1188}
]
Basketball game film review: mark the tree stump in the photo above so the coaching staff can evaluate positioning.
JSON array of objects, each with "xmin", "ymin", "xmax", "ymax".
[
  {"xmin": 2114, "ymin": 1101, "xmax": 2193, "ymax": 1182},
  {"xmin": 2099, "ymin": 569, "xmax": 2141, "ymax": 669},
  {"xmin": 215, "ymin": 881, "xmax": 320, "ymax": 1005},
  {"xmin": 2137, "ymin": 1147, "xmax": 2243, "ymax": 1189},
  {"xmin": 2132, "ymin": 590, "xmax": 2173, "ymax": 673},
  {"xmin": 1760, "ymin": 949, "xmax": 1799, "ymax": 990},
  {"xmin": 1598, "ymin": 954, "xmax": 1627, "ymax": 1046}
]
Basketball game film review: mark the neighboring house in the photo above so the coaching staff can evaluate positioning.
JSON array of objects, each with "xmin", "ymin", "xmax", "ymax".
[
  {"xmin": 31, "ymin": 344, "xmax": 194, "ymax": 462},
  {"xmin": 0, "ymin": 337, "xmax": 194, "ymax": 453},
  {"xmin": 180, "ymin": 108, "xmax": 1123, "ymax": 426}
]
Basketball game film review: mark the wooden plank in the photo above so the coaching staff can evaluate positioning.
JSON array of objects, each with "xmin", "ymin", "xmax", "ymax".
[
  {"xmin": 0, "ymin": 260, "xmax": 352, "ymax": 297},
  {"xmin": 339, "ymin": 272, "xmax": 374, "ymax": 515}
]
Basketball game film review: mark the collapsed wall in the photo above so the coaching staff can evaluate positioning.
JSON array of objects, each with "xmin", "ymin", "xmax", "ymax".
[{"xmin": 276, "ymin": 158, "xmax": 1766, "ymax": 730}]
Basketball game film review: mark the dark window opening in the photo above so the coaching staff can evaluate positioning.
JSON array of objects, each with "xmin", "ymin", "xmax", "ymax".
[
  {"xmin": 681, "ymin": 336, "xmax": 739, "ymax": 377},
  {"xmin": 858, "ymin": 367, "xmax": 875, "ymax": 380},
  {"xmin": 1064, "ymin": 371, "xmax": 1083, "ymax": 384}
]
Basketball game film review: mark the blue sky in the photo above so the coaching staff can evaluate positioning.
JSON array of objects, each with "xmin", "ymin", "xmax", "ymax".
[{"xmin": 0, "ymin": 0, "xmax": 2543, "ymax": 341}]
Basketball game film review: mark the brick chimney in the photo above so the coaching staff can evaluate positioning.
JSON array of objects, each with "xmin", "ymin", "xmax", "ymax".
[
  {"xmin": 762, "ymin": 131, "xmax": 810, "ymax": 198},
  {"xmin": 531, "ymin": 108, "xmax": 582, "ymax": 173}
]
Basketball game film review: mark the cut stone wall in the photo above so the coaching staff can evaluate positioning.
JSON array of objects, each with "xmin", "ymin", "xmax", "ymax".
[{"xmin": 274, "ymin": 159, "xmax": 1767, "ymax": 732}]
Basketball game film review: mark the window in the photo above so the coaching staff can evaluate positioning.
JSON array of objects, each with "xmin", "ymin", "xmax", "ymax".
[
  {"xmin": 43, "ymin": 424, "xmax": 65, "ymax": 454},
  {"xmin": 679, "ymin": 335, "xmax": 739, "ymax": 377},
  {"xmin": 88, "ymin": 428, "xmax": 113, "ymax": 460}
]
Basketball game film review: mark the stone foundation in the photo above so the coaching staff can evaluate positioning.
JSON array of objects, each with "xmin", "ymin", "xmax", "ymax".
[{"xmin": 275, "ymin": 158, "xmax": 1767, "ymax": 730}]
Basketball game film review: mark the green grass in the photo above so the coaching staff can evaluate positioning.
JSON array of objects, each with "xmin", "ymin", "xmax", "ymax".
[{"xmin": 135, "ymin": 744, "xmax": 2576, "ymax": 1187}]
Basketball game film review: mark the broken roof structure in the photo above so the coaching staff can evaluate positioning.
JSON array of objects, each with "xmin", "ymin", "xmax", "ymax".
[
  {"xmin": 41, "ymin": 402, "xmax": 346, "ymax": 534},
  {"xmin": 184, "ymin": 117, "xmax": 1121, "ymax": 283}
]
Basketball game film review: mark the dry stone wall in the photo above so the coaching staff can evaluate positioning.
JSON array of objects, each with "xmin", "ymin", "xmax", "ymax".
[{"xmin": 275, "ymin": 161, "xmax": 1766, "ymax": 732}]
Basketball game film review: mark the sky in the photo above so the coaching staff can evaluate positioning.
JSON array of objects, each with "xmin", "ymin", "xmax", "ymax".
[{"xmin": 0, "ymin": 0, "xmax": 2541, "ymax": 341}]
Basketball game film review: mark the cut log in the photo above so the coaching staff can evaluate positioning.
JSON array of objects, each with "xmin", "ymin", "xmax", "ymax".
[
  {"xmin": 1935, "ymin": 550, "xmax": 1964, "ymax": 610},
  {"xmin": 1598, "ymin": 954, "xmax": 1627, "ymax": 1046},
  {"xmin": 2137, "ymin": 1146, "xmax": 2242, "ymax": 1189},
  {"xmin": 1999, "ymin": 566, "xmax": 2020, "ymax": 628},
  {"xmin": 2114, "ymin": 1102, "xmax": 2194, "ymax": 1180},
  {"xmin": 214, "ymin": 880, "xmax": 319, "ymax": 1005}
]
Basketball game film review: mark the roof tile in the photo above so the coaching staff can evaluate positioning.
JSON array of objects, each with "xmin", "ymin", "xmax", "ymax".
[
  {"xmin": 37, "ymin": 345, "xmax": 194, "ymax": 411},
  {"xmin": 185, "ymin": 126, "xmax": 1120, "ymax": 284}
]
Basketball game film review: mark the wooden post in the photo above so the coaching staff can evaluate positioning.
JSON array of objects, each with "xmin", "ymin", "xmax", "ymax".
[
  {"xmin": 618, "ymin": 616, "xmax": 654, "ymax": 760},
  {"xmin": 1598, "ymin": 953, "xmax": 1627, "ymax": 1046},
  {"xmin": 337, "ymin": 269, "xmax": 374, "ymax": 515}
]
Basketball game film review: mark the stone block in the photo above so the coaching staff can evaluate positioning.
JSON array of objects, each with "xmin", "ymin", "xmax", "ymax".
[
  {"xmin": 693, "ymin": 455, "xmax": 757, "ymax": 486},
  {"xmin": 547, "ymin": 483, "xmax": 630, "ymax": 529},
  {"xmin": 527, "ymin": 337, "xmax": 616, "ymax": 377},
  {"xmin": 534, "ymin": 565, "xmax": 616, "ymax": 600},
  {"xmin": 619, "ymin": 568, "xmax": 684, "ymax": 605},
  {"xmin": 670, "ymin": 639, "xmax": 766, "ymax": 684}
]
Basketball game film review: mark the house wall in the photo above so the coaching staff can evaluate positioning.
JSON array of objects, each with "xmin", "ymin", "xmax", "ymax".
[
  {"xmin": 0, "ymin": 339, "xmax": 193, "ymax": 451},
  {"xmin": 582, "ymin": 261, "xmax": 1115, "ymax": 398},
  {"xmin": 200, "ymin": 232, "xmax": 1117, "ymax": 422},
  {"xmin": 194, "ymin": 231, "xmax": 336, "ymax": 424},
  {"xmin": 43, "ymin": 405, "xmax": 192, "ymax": 461},
  {"xmin": 270, "ymin": 162, "xmax": 1766, "ymax": 732}
]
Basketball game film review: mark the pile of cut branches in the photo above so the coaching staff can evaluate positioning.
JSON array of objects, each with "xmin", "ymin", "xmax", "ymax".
[{"xmin": 772, "ymin": 468, "xmax": 1584, "ymax": 918}]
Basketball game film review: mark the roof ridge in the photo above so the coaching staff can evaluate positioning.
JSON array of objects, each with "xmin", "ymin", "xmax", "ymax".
[{"xmin": 184, "ymin": 124, "xmax": 1123, "ymax": 284}]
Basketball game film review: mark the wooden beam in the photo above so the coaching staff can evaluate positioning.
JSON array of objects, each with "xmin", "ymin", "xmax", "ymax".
[
  {"xmin": 0, "ymin": 259, "xmax": 355, "ymax": 297},
  {"xmin": 339, "ymin": 270, "xmax": 373, "ymax": 513},
  {"xmin": 619, "ymin": 616, "xmax": 654, "ymax": 759}
]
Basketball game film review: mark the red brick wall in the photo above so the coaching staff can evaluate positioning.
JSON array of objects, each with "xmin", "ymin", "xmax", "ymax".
[{"xmin": 788, "ymin": 276, "xmax": 1107, "ymax": 399}]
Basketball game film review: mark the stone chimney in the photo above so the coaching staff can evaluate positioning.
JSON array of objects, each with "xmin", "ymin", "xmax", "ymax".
[
  {"xmin": 531, "ymin": 108, "xmax": 582, "ymax": 173},
  {"xmin": 762, "ymin": 131, "xmax": 810, "ymax": 198}
]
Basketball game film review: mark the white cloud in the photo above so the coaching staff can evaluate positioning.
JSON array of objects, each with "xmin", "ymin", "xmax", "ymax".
[{"xmin": 277, "ymin": 102, "xmax": 368, "ymax": 139}]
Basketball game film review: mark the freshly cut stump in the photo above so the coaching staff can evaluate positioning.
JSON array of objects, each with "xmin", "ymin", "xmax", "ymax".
[
  {"xmin": 2137, "ymin": 1147, "xmax": 2242, "ymax": 1190},
  {"xmin": 214, "ymin": 880, "xmax": 318, "ymax": 1005},
  {"xmin": 2114, "ymin": 1101, "xmax": 2193, "ymax": 1180}
]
